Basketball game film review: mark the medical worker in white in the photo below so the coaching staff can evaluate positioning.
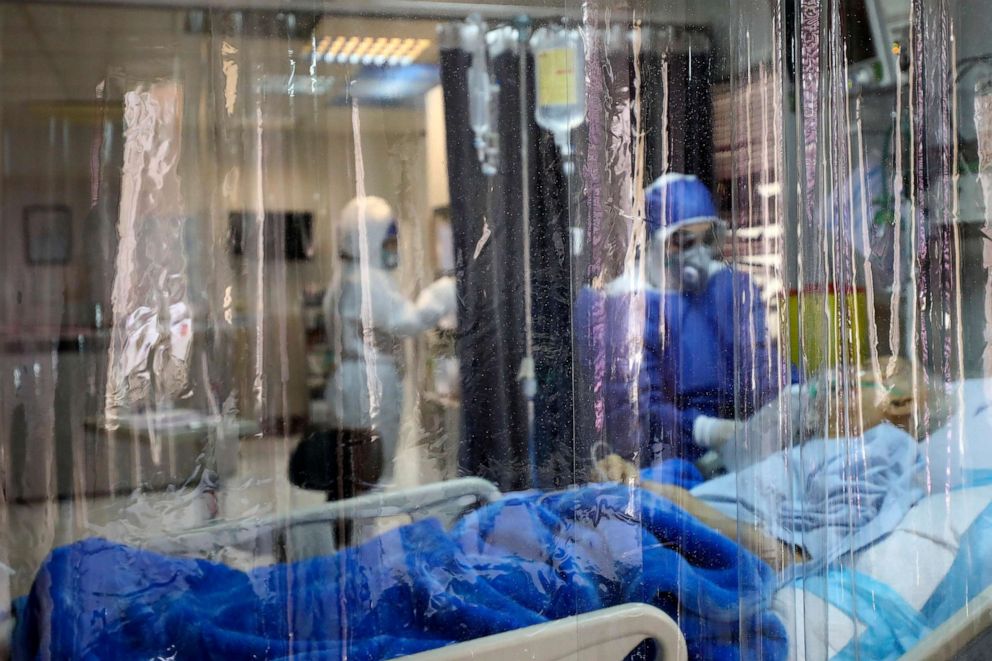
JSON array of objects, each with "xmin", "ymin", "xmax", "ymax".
[{"xmin": 323, "ymin": 196, "xmax": 456, "ymax": 484}]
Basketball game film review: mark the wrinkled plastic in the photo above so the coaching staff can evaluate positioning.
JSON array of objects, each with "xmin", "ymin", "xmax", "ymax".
[{"xmin": 2, "ymin": 1, "xmax": 992, "ymax": 660}]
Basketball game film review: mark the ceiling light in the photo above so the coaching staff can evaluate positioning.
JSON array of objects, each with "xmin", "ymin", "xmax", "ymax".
[
  {"xmin": 308, "ymin": 35, "xmax": 434, "ymax": 67},
  {"xmin": 324, "ymin": 36, "xmax": 345, "ymax": 59},
  {"xmin": 314, "ymin": 36, "xmax": 331, "ymax": 57}
]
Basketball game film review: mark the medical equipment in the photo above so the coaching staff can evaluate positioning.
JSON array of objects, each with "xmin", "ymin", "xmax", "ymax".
[
  {"xmin": 465, "ymin": 15, "xmax": 499, "ymax": 176},
  {"xmin": 515, "ymin": 16, "xmax": 539, "ymax": 483},
  {"xmin": 530, "ymin": 23, "xmax": 585, "ymax": 175}
]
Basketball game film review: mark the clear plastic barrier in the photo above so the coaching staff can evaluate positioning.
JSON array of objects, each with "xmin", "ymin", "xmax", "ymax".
[{"xmin": 1, "ymin": 0, "xmax": 990, "ymax": 659}]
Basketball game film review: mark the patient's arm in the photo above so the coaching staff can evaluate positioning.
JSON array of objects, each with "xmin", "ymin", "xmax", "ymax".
[
  {"xmin": 597, "ymin": 455, "xmax": 804, "ymax": 571},
  {"xmin": 640, "ymin": 481, "xmax": 804, "ymax": 571}
]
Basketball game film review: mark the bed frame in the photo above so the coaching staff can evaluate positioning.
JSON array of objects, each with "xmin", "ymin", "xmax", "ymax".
[
  {"xmin": 401, "ymin": 603, "xmax": 686, "ymax": 660},
  {"xmin": 141, "ymin": 476, "xmax": 502, "ymax": 562},
  {"xmin": 900, "ymin": 584, "xmax": 992, "ymax": 661}
]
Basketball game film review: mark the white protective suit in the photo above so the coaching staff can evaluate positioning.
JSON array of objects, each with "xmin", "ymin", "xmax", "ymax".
[{"xmin": 323, "ymin": 197, "xmax": 456, "ymax": 484}]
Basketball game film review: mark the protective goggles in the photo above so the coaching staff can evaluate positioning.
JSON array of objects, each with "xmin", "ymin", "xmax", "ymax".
[{"xmin": 666, "ymin": 226, "xmax": 720, "ymax": 251}]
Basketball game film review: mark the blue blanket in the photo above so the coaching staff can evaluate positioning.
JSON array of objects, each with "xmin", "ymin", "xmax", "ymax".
[{"xmin": 13, "ymin": 484, "xmax": 786, "ymax": 661}]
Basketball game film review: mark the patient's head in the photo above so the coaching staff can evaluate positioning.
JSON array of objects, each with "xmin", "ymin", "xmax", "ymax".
[{"xmin": 813, "ymin": 356, "xmax": 940, "ymax": 440}]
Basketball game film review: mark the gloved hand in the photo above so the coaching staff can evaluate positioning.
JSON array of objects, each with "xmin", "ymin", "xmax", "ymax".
[
  {"xmin": 416, "ymin": 276, "xmax": 457, "ymax": 321},
  {"xmin": 741, "ymin": 384, "xmax": 805, "ymax": 447},
  {"xmin": 693, "ymin": 415, "xmax": 738, "ymax": 449}
]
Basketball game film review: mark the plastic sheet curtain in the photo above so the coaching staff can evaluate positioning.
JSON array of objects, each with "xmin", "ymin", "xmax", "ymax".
[
  {"xmin": 5, "ymin": 1, "xmax": 992, "ymax": 661},
  {"xmin": 638, "ymin": 33, "xmax": 716, "ymax": 190},
  {"xmin": 763, "ymin": 0, "xmax": 992, "ymax": 657}
]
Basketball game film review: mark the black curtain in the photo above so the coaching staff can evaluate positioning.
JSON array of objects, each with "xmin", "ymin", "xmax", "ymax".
[
  {"xmin": 639, "ymin": 49, "xmax": 714, "ymax": 188},
  {"xmin": 441, "ymin": 45, "xmax": 573, "ymax": 492},
  {"xmin": 441, "ymin": 29, "xmax": 712, "ymax": 491}
]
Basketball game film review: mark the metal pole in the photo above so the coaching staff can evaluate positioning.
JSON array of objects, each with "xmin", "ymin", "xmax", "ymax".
[{"xmin": 514, "ymin": 15, "xmax": 538, "ymax": 487}]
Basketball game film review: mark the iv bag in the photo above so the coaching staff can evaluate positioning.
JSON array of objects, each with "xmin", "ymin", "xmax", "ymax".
[
  {"xmin": 530, "ymin": 25, "xmax": 585, "ymax": 174},
  {"xmin": 465, "ymin": 17, "xmax": 496, "ymax": 175}
]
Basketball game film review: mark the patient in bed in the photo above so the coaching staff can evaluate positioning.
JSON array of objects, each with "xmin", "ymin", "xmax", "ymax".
[
  {"xmin": 717, "ymin": 355, "xmax": 948, "ymax": 477},
  {"xmin": 598, "ymin": 356, "xmax": 945, "ymax": 572},
  {"xmin": 799, "ymin": 356, "xmax": 930, "ymax": 439},
  {"xmin": 597, "ymin": 453, "xmax": 808, "ymax": 570}
]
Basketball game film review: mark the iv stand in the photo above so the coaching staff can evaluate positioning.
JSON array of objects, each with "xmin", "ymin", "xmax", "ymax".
[{"xmin": 515, "ymin": 15, "xmax": 539, "ymax": 487}]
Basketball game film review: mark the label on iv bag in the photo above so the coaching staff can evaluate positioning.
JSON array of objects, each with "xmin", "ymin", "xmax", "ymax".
[{"xmin": 536, "ymin": 48, "xmax": 578, "ymax": 107}]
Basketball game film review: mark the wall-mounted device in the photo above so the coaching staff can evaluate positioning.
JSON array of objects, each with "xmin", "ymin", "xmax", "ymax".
[
  {"xmin": 785, "ymin": 0, "xmax": 897, "ymax": 90},
  {"xmin": 843, "ymin": 0, "xmax": 897, "ymax": 89}
]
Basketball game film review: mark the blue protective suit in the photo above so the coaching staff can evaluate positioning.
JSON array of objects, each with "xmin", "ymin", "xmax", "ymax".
[{"xmin": 577, "ymin": 267, "xmax": 789, "ymax": 462}]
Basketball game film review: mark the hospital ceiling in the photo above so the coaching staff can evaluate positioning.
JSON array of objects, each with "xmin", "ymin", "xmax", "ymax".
[
  {"xmin": 0, "ymin": 1, "xmax": 726, "ymax": 111},
  {"xmin": 0, "ymin": 3, "xmax": 445, "ymax": 133},
  {"xmin": 1, "ymin": 0, "xmax": 913, "ymax": 127}
]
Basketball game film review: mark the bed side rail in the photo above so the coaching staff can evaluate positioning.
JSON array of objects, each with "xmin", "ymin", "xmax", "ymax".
[
  {"xmin": 900, "ymin": 584, "xmax": 992, "ymax": 661},
  {"xmin": 141, "ymin": 476, "xmax": 500, "ymax": 562},
  {"xmin": 399, "ymin": 603, "xmax": 688, "ymax": 661}
]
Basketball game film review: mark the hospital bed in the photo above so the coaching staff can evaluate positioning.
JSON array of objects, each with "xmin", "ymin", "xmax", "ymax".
[
  {"xmin": 1, "ymin": 476, "xmax": 687, "ymax": 661},
  {"xmin": 149, "ymin": 476, "xmax": 687, "ymax": 661},
  {"xmin": 902, "ymin": 583, "xmax": 992, "ymax": 661},
  {"xmin": 11, "ymin": 380, "xmax": 992, "ymax": 661},
  {"xmin": 772, "ymin": 484, "xmax": 992, "ymax": 660},
  {"xmin": 770, "ymin": 377, "xmax": 992, "ymax": 660}
]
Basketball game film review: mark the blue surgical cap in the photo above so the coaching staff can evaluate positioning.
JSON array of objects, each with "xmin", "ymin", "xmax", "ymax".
[{"xmin": 644, "ymin": 173, "xmax": 719, "ymax": 239}]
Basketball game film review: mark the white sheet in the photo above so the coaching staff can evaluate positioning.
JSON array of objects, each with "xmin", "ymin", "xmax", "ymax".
[
  {"xmin": 917, "ymin": 378, "xmax": 992, "ymax": 492},
  {"xmin": 773, "ymin": 485, "xmax": 992, "ymax": 660},
  {"xmin": 772, "ymin": 376, "xmax": 992, "ymax": 660}
]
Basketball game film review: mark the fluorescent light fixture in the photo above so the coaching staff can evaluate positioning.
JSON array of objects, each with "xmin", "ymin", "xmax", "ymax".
[
  {"xmin": 313, "ymin": 36, "xmax": 333, "ymax": 58},
  {"xmin": 308, "ymin": 35, "xmax": 433, "ymax": 67}
]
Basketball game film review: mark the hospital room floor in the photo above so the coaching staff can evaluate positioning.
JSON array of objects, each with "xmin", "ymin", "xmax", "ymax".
[{"xmin": 3, "ymin": 428, "xmax": 446, "ymax": 600}]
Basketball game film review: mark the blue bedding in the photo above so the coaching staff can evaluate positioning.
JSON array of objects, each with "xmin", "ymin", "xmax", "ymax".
[{"xmin": 13, "ymin": 484, "xmax": 786, "ymax": 661}]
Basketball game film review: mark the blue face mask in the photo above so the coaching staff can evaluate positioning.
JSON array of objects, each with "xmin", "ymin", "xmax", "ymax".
[{"xmin": 381, "ymin": 221, "xmax": 399, "ymax": 270}]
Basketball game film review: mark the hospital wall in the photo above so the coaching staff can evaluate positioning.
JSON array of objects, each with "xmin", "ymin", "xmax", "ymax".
[{"xmin": 0, "ymin": 94, "xmax": 434, "ymax": 500}]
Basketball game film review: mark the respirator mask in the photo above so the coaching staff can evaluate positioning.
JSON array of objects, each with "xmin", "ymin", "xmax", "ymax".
[{"xmin": 665, "ymin": 225, "xmax": 720, "ymax": 293}]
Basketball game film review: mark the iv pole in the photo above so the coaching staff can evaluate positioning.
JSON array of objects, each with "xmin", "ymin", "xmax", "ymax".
[{"xmin": 515, "ymin": 15, "xmax": 539, "ymax": 486}]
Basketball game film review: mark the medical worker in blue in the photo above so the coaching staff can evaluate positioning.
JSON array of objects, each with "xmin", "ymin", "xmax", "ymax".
[{"xmin": 587, "ymin": 173, "xmax": 789, "ymax": 465}]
